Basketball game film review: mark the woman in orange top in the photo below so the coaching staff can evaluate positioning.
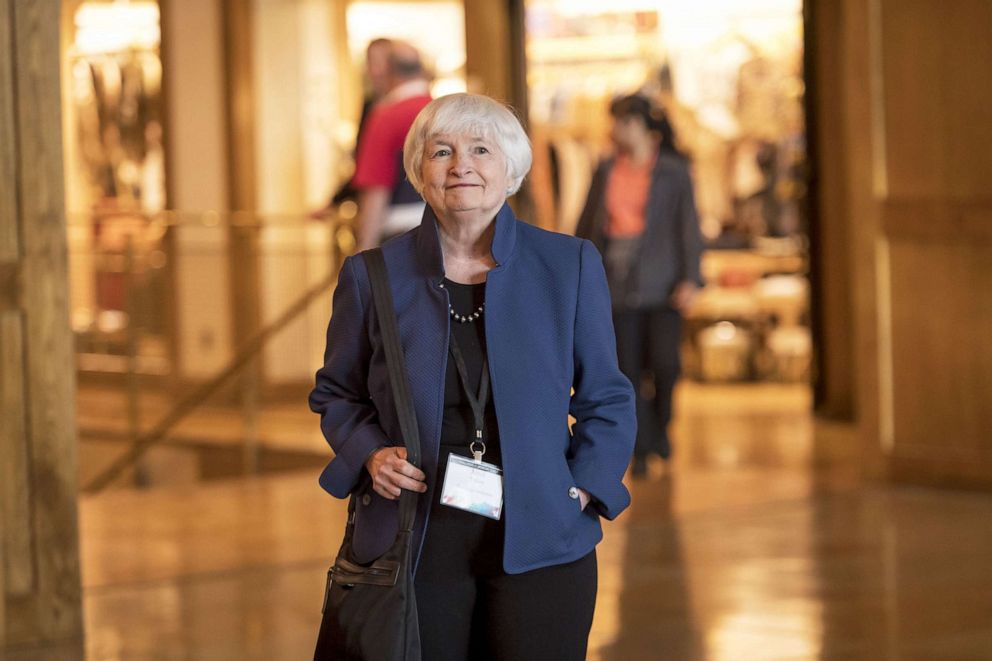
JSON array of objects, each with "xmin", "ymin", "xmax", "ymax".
[{"xmin": 576, "ymin": 94, "xmax": 705, "ymax": 474}]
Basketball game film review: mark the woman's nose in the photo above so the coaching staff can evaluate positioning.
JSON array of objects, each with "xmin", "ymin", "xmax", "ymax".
[{"xmin": 449, "ymin": 153, "xmax": 472, "ymax": 175}]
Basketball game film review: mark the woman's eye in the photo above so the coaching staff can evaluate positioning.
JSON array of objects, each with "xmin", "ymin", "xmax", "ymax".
[
  {"xmin": 475, "ymin": 146, "xmax": 490, "ymax": 154},
  {"xmin": 431, "ymin": 148, "xmax": 450, "ymax": 158}
]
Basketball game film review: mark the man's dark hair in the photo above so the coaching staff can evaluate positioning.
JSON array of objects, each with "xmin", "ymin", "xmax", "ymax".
[{"xmin": 389, "ymin": 44, "xmax": 425, "ymax": 79}]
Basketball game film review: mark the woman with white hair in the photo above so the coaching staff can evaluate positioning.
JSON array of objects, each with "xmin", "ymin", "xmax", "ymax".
[{"xmin": 310, "ymin": 93, "xmax": 635, "ymax": 659}]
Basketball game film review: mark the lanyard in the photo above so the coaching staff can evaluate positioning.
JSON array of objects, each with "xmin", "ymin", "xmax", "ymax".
[{"xmin": 448, "ymin": 331, "xmax": 490, "ymax": 462}]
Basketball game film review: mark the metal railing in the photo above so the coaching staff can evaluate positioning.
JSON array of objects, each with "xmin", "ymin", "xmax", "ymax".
[
  {"xmin": 71, "ymin": 208, "xmax": 355, "ymax": 493},
  {"xmin": 83, "ymin": 266, "xmax": 339, "ymax": 492}
]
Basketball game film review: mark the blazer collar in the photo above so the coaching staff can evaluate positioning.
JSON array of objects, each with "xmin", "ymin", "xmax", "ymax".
[{"xmin": 416, "ymin": 202, "xmax": 518, "ymax": 280}]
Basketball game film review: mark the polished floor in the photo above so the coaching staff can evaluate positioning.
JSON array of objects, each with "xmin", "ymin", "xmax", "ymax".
[{"xmin": 9, "ymin": 383, "xmax": 992, "ymax": 660}]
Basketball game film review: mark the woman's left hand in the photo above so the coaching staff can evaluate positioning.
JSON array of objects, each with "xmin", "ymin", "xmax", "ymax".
[{"xmin": 577, "ymin": 488, "xmax": 591, "ymax": 511}]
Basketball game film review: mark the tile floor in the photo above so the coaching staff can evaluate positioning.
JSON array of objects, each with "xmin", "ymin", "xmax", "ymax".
[{"xmin": 7, "ymin": 383, "xmax": 992, "ymax": 660}]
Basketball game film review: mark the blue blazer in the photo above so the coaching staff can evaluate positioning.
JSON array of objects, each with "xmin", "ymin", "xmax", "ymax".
[{"xmin": 309, "ymin": 202, "xmax": 636, "ymax": 574}]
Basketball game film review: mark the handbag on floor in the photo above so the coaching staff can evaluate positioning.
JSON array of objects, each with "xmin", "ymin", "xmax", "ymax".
[{"xmin": 313, "ymin": 248, "xmax": 422, "ymax": 661}]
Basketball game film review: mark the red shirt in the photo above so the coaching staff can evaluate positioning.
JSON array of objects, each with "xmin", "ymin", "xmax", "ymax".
[
  {"xmin": 605, "ymin": 153, "xmax": 657, "ymax": 238},
  {"xmin": 352, "ymin": 94, "xmax": 432, "ymax": 190}
]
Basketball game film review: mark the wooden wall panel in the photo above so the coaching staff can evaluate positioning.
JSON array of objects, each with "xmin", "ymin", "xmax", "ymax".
[
  {"xmin": 888, "ymin": 237, "xmax": 992, "ymax": 461},
  {"xmin": 1, "ymin": 311, "xmax": 33, "ymax": 600},
  {"xmin": 0, "ymin": 2, "xmax": 15, "ymax": 256},
  {"xmin": 13, "ymin": 0, "xmax": 82, "ymax": 632},
  {"xmin": 808, "ymin": 0, "xmax": 889, "ymax": 476},
  {"xmin": 0, "ymin": 0, "xmax": 20, "ymax": 646},
  {"xmin": 870, "ymin": 0, "xmax": 992, "ymax": 486},
  {"xmin": 880, "ymin": 0, "xmax": 992, "ymax": 199},
  {"xmin": 1, "ymin": 0, "xmax": 82, "ymax": 647},
  {"xmin": 464, "ymin": 0, "xmax": 513, "ymax": 101},
  {"xmin": 806, "ymin": 0, "xmax": 856, "ymax": 419},
  {"xmin": 881, "ymin": 199, "xmax": 992, "ymax": 243},
  {"xmin": 813, "ymin": 0, "xmax": 992, "ymax": 486}
]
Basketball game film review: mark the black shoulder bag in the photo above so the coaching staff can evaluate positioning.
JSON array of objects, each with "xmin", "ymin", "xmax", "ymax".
[{"xmin": 313, "ymin": 248, "xmax": 422, "ymax": 661}]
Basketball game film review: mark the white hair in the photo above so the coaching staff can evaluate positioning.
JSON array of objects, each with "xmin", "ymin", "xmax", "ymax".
[{"xmin": 403, "ymin": 93, "xmax": 533, "ymax": 197}]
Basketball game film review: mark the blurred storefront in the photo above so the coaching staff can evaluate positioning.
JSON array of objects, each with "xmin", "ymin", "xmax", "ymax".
[
  {"xmin": 61, "ymin": 0, "xmax": 807, "ymax": 400},
  {"xmin": 523, "ymin": 0, "xmax": 810, "ymax": 386},
  {"xmin": 58, "ymin": 0, "xmax": 810, "ymax": 491},
  {"xmin": 60, "ymin": 0, "xmax": 473, "ymax": 489},
  {"xmin": 61, "ymin": 0, "xmax": 468, "ymax": 393},
  {"xmin": 62, "ymin": 1, "xmax": 170, "ymax": 379}
]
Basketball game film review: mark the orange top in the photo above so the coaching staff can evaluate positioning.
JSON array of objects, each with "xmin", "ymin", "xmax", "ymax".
[{"xmin": 605, "ymin": 153, "xmax": 656, "ymax": 238}]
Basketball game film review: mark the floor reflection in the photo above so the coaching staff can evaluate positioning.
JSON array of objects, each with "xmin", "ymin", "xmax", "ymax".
[
  {"xmin": 12, "ymin": 383, "xmax": 992, "ymax": 660},
  {"xmin": 597, "ymin": 474, "xmax": 705, "ymax": 660},
  {"xmin": 595, "ymin": 476, "xmax": 992, "ymax": 660}
]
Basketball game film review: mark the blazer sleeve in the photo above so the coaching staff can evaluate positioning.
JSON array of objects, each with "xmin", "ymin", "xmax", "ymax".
[
  {"xmin": 567, "ymin": 239, "xmax": 637, "ymax": 520},
  {"xmin": 308, "ymin": 255, "xmax": 389, "ymax": 498},
  {"xmin": 677, "ymin": 167, "xmax": 706, "ymax": 287}
]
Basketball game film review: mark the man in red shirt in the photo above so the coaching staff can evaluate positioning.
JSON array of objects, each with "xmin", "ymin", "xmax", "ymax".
[{"xmin": 352, "ymin": 41, "xmax": 432, "ymax": 249}]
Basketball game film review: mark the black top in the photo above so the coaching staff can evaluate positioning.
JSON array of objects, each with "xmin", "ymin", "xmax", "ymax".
[{"xmin": 440, "ymin": 278, "xmax": 501, "ymax": 466}]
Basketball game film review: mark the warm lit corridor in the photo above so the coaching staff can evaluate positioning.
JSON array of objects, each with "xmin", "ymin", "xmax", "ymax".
[{"xmin": 3, "ymin": 0, "xmax": 991, "ymax": 656}]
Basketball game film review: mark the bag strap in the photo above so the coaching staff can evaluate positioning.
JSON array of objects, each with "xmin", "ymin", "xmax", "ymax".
[{"xmin": 362, "ymin": 248, "xmax": 421, "ymax": 532}]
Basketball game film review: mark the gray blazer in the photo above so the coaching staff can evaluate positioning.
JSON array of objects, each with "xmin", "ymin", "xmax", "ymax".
[{"xmin": 575, "ymin": 152, "xmax": 704, "ymax": 310}]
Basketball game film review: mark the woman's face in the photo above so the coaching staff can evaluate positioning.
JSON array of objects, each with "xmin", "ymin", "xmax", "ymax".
[
  {"xmin": 610, "ymin": 115, "xmax": 652, "ymax": 152},
  {"xmin": 420, "ymin": 132, "xmax": 509, "ymax": 221}
]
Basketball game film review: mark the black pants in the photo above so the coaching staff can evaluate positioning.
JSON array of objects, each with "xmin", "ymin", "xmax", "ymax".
[
  {"xmin": 613, "ymin": 306, "xmax": 683, "ymax": 460},
  {"xmin": 414, "ymin": 451, "xmax": 598, "ymax": 661}
]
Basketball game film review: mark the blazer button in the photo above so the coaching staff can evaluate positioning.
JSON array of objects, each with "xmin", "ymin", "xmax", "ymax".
[
  {"xmin": 568, "ymin": 487, "xmax": 579, "ymax": 500},
  {"xmin": 361, "ymin": 494, "xmax": 371, "ymax": 506}
]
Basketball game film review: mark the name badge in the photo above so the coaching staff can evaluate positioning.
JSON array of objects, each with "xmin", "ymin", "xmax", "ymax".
[{"xmin": 440, "ymin": 454, "xmax": 503, "ymax": 520}]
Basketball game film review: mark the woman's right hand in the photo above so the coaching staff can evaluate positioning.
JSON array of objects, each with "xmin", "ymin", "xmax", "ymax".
[{"xmin": 365, "ymin": 447, "xmax": 428, "ymax": 500}]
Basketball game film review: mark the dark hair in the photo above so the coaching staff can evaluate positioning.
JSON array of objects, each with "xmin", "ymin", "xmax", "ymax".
[
  {"xmin": 609, "ymin": 94, "xmax": 681, "ymax": 156},
  {"xmin": 388, "ymin": 42, "xmax": 425, "ymax": 79}
]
